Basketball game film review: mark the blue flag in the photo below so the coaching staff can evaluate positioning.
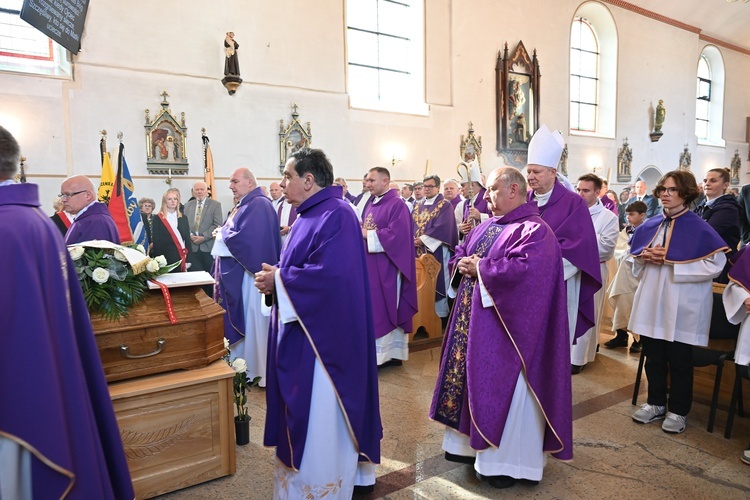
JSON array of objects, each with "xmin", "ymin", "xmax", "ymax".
[{"xmin": 111, "ymin": 143, "xmax": 148, "ymax": 248}]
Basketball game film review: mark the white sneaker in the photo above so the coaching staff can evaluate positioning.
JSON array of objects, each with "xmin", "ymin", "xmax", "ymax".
[
  {"xmin": 632, "ymin": 404, "xmax": 666, "ymax": 424},
  {"xmin": 661, "ymin": 412, "xmax": 687, "ymax": 434}
]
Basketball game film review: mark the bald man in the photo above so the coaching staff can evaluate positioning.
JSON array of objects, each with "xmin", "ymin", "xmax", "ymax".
[
  {"xmin": 61, "ymin": 174, "xmax": 119, "ymax": 244},
  {"xmin": 184, "ymin": 181, "xmax": 223, "ymax": 294},
  {"xmin": 214, "ymin": 168, "xmax": 281, "ymax": 386}
]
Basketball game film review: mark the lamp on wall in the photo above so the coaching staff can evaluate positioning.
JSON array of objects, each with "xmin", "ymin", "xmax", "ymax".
[{"xmin": 382, "ymin": 142, "xmax": 405, "ymax": 169}]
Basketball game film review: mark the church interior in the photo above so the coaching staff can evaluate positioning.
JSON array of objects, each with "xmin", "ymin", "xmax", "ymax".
[{"xmin": 3, "ymin": 0, "xmax": 750, "ymax": 498}]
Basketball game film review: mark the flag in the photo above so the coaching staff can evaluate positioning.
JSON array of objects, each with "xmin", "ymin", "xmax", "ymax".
[
  {"xmin": 109, "ymin": 142, "xmax": 148, "ymax": 247},
  {"xmin": 203, "ymin": 134, "xmax": 215, "ymax": 198},
  {"xmin": 98, "ymin": 150, "xmax": 115, "ymax": 205}
]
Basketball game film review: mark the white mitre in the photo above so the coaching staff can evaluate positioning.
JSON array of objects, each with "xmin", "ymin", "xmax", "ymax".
[
  {"xmin": 527, "ymin": 124, "xmax": 564, "ymax": 169},
  {"xmin": 457, "ymin": 158, "xmax": 484, "ymax": 188}
]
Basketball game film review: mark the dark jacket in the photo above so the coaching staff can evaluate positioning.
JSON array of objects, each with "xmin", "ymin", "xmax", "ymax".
[
  {"xmin": 695, "ymin": 193, "xmax": 740, "ymax": 283},
  {"xmin": 151, "ymin": 212, "xmax": 190, "ymax": 272}
]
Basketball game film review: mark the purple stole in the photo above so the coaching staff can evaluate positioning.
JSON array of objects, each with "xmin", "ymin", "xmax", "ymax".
[
  {"xmin": 430, "ymin": 202, "xmax": 573, "ymax": 460},
  {"xmin": 65, "ymin": 201, "xmax": 120, "ymax": 245},
  {"xmin": 527, "ymin": 180, "xmax": 602, "ymax": 340},
  {"xmin": 218, "ymin": 188, "xmax": 281, "ymax": 344},
  {"xmin": 630, "ymin": 208, "xmax": 728, "ymax": 263},
  {"xmin": 412, "ymin": 194, "xmax": 459, "ymax": 298},
  {"xmin": 600, "ymin": 194, "xmax": 618, "ymax": 215},
  {"xmin": 362, "ymin": 189, "xmax": 418, "ymax": 338},
  {"xmin": 729, "ymin": 246, "xmax": 750, "ymax": 292},
  {"xmin": 264, "ymin": 186, "xmax": 382, "ymax": 469},
  {"xmin": 276, "ymin": 197, "xmax": 297, "ymax": 226},
  {"xmin": 449, "ymin": 196, "xmax": 461, "ymax": 209}
]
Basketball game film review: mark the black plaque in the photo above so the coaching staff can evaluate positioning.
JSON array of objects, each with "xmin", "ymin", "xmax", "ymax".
[{"xmin": 20, "ymin": 0, "xmax": 90, "ymax": 54}]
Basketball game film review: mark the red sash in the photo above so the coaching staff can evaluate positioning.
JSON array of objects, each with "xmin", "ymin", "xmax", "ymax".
[
  {"xmin": 158, "ymin": 213, "xmax": 188, "ymax": 271},
  {"xmin": 56, "ymin": 211, "xmax": 71, "ymax": 229}
]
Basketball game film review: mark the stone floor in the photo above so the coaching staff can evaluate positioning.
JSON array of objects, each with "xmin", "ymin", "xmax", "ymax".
[{"xmin": 158, "ymin": 334, "xmax": 750, "ymax": 499}]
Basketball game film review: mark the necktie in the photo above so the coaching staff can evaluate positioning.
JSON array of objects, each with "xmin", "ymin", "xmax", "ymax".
[{"xmin": 195, "ymin": 201, "xmax": 203, "ymax": 229}]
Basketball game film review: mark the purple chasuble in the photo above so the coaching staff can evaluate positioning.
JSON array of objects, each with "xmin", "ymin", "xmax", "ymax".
[
  {"xmin": 362, "ymin": 189, "xmax": 418, "ymax": 338},
  {"xmin": 630, "ymin": 208, "xmax": 728, "ymax": 263},
  {"xmin": 729, "ymin": 246, "xmax": 750, "ymax": 292},
  {"xmin": 65, "ymin": 201, "xmax": 120, "ymax": 245},
  {"xmin": 600, "ymin": 194, "xmax": 618, "ymax": 215},
  {"xmin": 429, "ymin": 202, "xmax": 573, "ymax": 460},
  {"xmin": 461, "ymin": 188, "xmax": 492, "ymax": 222},
  {"xmin": 527, "ymin": 180, "xmax": 602, "ymax": 340},
  {"xmin": 412, "ymin": 194, "xmax": 459, "ymax": 298},
  {"xmin": 0, "ymin": 184, "xmax": 134, "ymax": 499},
  {"xmin": 217, "ymin": 187, "xmax": 281, "ymax": 344},
  {"xmin": 264, "ymin": 186, "xmax": 382, "ymax": 469},
  {"xmin": 449, "ymin": 196, "xmax": 462, "ymax": 209}
]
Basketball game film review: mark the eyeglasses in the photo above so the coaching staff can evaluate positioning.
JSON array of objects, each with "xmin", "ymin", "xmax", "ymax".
[
  {"xmin": 59, "ymin": 190, "xmax": 87, "ymax": 199},
  {"xmin": 655, "ymin": 187, "xmax": 679, "ymax": 195},
  {"xmin": 423, "ymin": 184, "xmax": 438, "ymax": 189}
]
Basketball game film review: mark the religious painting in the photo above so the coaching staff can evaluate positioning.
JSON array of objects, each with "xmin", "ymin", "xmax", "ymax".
[
  {"xmin": 459, "ymin": 122, "xmax": 482, "ymax": 168},
  {"xmin": 279, "ymin": 103, "xmax": 313, "ymax": 173},
  {"xmin": 145, "ymin": 90, "xmax": 189, "ymax": 176},
  {"xmin": 496, "ymin": 41, "xmax": 541, "ymax": 167}
]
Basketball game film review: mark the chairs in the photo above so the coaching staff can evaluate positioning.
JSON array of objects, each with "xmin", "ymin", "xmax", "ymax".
[
  {"xmin": 725, "ymin": 364, "xmax": 749, "ymax": 439},
  {"xmin": 632, "ymin": 290, "xmax": 738, "ymax": 433}
]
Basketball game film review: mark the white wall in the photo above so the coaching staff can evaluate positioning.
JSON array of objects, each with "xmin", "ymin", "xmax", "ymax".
[{"xmin": 2, "ymin": 0, "xmax": 750, "ymax": 213}]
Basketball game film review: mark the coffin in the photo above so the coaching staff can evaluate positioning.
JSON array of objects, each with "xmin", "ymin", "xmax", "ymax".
[
  {"xmin": 92, "ymin": 287, "xmax": 226, "ymax": 383},
  {"xmin": 410, "ymin": 253, "xmax": 443, "ymax": 343},
  {"xmin": 108, "ymin": 361, "xmax": 236, "ymax": 498}
]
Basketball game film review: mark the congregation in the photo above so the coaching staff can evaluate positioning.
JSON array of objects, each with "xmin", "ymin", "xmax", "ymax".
[{"xmin": 4, "ymin": 120, "xmax": 750, "ymax": 498}]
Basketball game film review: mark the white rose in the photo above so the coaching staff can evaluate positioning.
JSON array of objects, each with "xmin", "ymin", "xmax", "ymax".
[
  {"xmin": 146, "ymin": 259, "xmax": 160, "ymax": 273},
  {"xmin": 92, "ymin": 267, "xmax": 110, "ymax": 284},
  {"xmin": 69, "ymin": 246, "xmax": 85, "ymax": 260},
  {"xmin": 155, "ymin": 255, "xmax": 167, "ymax": 267},
  {"xmin": 114, "ymin": 250, "xmax": 128, "ymax": 262},
  {"xmin": 136, "ymin": 244, "xmax": 146, "ymax": 254},
  {"xmin": 223, "ymin": 337, "xmax": 230, "ymax": 350},
  {"xmin": 231, "ymin": 358, "xmax": 247, "ymax": 374}
]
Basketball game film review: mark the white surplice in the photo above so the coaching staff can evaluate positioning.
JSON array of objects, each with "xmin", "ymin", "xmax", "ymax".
[
  {"xmin": 231, "ymin": 270, "xmax": 271, "ymax": 387},
  {"xmin": 723, "ymin": 282, "xmax": 750, "ymax": 365},
  {"xmin": 607, "ymin": 230, "xmax": 640, "ymax": 331},
  {"xmin": 420, "ymin": 195, "xmax": 452, "ymax": 318},
  {"xmin": 571, "ymin": 200, "xmax": 619, "ymax": 365}
]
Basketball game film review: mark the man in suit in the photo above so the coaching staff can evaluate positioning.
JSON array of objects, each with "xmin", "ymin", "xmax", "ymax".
[
  {"xmin": 633, "ymin": 180, "xmax": 659, "ymax": 218},
  {"xmin": 185, "ymin": 181, "xmax": 223, "ymax": 296}
]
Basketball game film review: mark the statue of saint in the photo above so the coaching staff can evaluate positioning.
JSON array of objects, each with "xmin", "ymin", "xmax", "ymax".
[
  {"xmin": 654, "ymin": 100, "xmax": 666, "ymax": 133},
  {"xmin": 679, "ymin": 145, "xmax": 691, "ymax": 171},
  {"xmin": 224, "ymin": 32, "xmax": 240, "ymax": 77},
  {"xmin": 617, "ymin": 138, "xmax": 632, "ymax": 177},
  {"xmin": 731, "ymin": 150, "xmax": 742, "ymax": 184}
]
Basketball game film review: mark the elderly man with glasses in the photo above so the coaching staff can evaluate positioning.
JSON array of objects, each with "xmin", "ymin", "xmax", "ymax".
[
  {"xmin": 412, "ymin": 175, "xmax": 459, "ymax": 321},
  {"xmin": 60, "ymin": 175, "xmax": 120, "ymax": 244}
]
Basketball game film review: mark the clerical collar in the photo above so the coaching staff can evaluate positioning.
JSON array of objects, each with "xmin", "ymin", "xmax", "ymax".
[
  {"xmin": 423, "ymin": 194, "xmax": 439, "ymax": 206},
  {"xmin": 73, "ymin": 199, "xmax": 97, "ymax": 220},
  {"xmin": 534, "ymin": 188, "xmax": 553, "ymax": 207},
  {"xmin": 588, "ymin": 198, "xmax": 603, "ymax": 215}
]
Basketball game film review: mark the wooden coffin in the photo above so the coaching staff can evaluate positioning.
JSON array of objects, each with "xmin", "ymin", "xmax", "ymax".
[
  {"xmin": 108, "ymin": 361, "xmax": 236, "ymax": 499},
  {"xmin": 92, "ymin": 287, "xmax": 226, "ymax": 383},
  {"xmin": 410, "ymin": 253, "xmax": 443, "ymax": 344}
]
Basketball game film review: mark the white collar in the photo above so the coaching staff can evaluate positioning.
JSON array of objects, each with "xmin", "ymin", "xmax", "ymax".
[
  {"xmin": 423, "ymin": 195, "xmax": 439, "ymax": 206},
  {"xmin": 534, "ymin": 189, "xmax": 553, "ymax": 207}
]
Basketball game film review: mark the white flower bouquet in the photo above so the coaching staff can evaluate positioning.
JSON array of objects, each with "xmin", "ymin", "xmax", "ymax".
[
  {"xmin": 68, "ymin": 240, "xmax": 180, "ymax": 321},
  {"xmin": 223, "ymin": 338, "xmax": 261, "ymax": 422}
]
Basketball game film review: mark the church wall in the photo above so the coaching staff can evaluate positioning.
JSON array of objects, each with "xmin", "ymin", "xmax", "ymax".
[{"xmin": 1, "ymin": 0, "xmax": 750, "ymax": 214}]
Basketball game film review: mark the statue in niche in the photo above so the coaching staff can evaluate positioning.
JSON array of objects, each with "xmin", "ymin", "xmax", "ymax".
[
  {"xmin": 166, "ymin": 136, "xmax": 176, "ymax": 162},
  {"xmin": 618, "ymin": 137, "xmax": 632, "ymax": 179},
  {"xmin": 654, "ymin": 100, "xmax": 666, "ymax": 133},
  {"xmin": 731, "ymin": 149, "xmax": 742, "ymax": 185},
  {"xmin": 224, "ymin": 32, "xmax": 240, "ymax": 76},
  {"xmin": 679, "ymin": 144, "xmax": 691, "ymax": 171}
]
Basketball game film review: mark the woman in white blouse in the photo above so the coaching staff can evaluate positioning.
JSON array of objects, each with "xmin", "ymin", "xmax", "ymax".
[{"xmin": 151, "ymin": 187, "xmax": 189, "ymax": 272}]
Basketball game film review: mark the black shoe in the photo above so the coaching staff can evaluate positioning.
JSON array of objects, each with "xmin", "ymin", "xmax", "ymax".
[
  {"xmin": 353, "ymin": 484, "xmax": 375, "ymax": 495},
  {"xmin": 444, "ymin": 451, "xmax": 475, "ymax": 464},
  {"xmin": 378, "ymin": 359, "xmax": 403, "ymax": 369},
  {"xmin": 604, "ymin": 332, "xmax": 629, "ymax": 348},
  {"xmin": 630, "ymin": 340, "xmax": 642, "ymax": 353},
  {"xmin": 571, "ymin": 364, "xmax": 584, "ymax": 375},
  {"xmin": 487, "ymin": 475, "xmax": 517, "ymax": 489}
]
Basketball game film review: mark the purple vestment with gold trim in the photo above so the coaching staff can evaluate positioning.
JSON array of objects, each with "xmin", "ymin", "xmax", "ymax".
[{"xmin": 412, "ymin": 194, "xmax": 459, "ymax": 298}]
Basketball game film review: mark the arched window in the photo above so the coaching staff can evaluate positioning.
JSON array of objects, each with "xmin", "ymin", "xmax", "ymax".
[
  {"xmin": 346, "ymin": 0, "xmax": 427, "ymax": 115},
  {"xmin": 0, "ymin": 0, "xmax": 70, "ymax": 77},
  {"xmin": 570, "ymin": 18, "xmax": 599, "ymax": 132},
  {"xmin": 569, "ymin": 2, "xmax": 617, "ymax": 138},
  {"xmin": 696, "ymin": 46, "xmax": 725, "ymax": 146}
]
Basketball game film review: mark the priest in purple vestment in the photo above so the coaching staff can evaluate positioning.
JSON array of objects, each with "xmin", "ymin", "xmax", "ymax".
[
  {"xmin": 362, "ymin": 166, "xmax": 418, "ymax": 366},
  {"xmin": 255, "ymin": 148, "xmax": 382, "ymax": 497},
  {"xmin": 0, "ymin": 126, "xmax": 133, "ymax": 499},
  {"xmin": 214, "ymin": 168, "xmax": 281, "ymax": 387},
  {"xmin": 430, "ymin": 167, "xmax": 572, "ymax": 490},
  {"xmin": 443, "ymin": 178, "xmax": 462, "ymax": 209},
  {"xmin": 412, "ymin": 174, "xmax": 459, "ymax": 318},
  {"xmin": 61, "ymin": 174, "xmax": 120, "ymax": 245},
  {"xmin": 526, "ymin": 125, "xmax": 602, "ymax": 342}
]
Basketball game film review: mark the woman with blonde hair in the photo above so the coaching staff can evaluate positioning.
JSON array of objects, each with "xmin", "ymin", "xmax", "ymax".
[{"xmin": 151, "ymin": 188, "xmax": 189, "ymax": 272}]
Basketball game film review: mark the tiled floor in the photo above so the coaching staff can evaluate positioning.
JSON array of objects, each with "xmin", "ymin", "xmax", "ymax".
[{"xmin": 159, "ymin": 335, "xmax": 750, "ymax": 499}]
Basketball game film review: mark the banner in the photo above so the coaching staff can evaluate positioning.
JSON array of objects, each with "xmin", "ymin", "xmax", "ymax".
[
  {"xmin": 203, "ymin": 134, "xmax": 215, "ymax": 198},
  {"xmin": 97, "ymin": 146, "xmax": 115, "ymax": 205},
  {"xmin": 109, "ymin": 142, "xmax": 148, "ymax": 247}
]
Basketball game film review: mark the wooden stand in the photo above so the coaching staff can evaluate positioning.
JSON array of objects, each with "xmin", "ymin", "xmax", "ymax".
[
  {"xmin": 108, "ymin": 361, "xmax": 236, "ymax": 499},
  {"xmin": 410, "ymin": 254, "xmax": 443, "ymax": 344}
]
